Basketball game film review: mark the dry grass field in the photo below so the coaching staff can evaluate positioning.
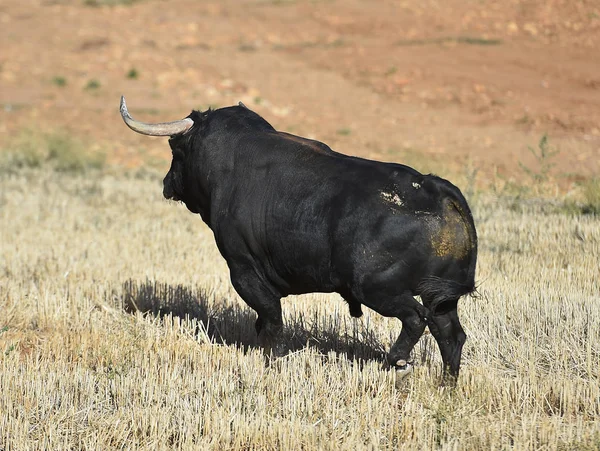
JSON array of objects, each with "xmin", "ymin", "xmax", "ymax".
[{"xmin": 0, "ymin": 152, "xmax": 598, "ymax": 449}]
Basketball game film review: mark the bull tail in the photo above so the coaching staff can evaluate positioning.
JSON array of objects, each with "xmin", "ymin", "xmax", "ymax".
[{"xmin": 418, "ymin": 276, "xmax": 476, "ymax": 316}]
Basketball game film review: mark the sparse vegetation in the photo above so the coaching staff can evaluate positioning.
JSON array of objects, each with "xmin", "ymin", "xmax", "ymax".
[
  {"xmin": 0, "ymin": 146, "xmax": 598, "ymax": 449},
  {"xmin": 519, "ymin": 134, "xmax": 559, "ymax": 187},
  {"xmin": 83, "ymin": 0, "xmax": 139, "ymax": 6},
  {"xmin": 238, "ymin": 42, "xmax": 258, "ymax": 52},
  {"xmin": 564, "ymin": 177, "xmax": 600, "ymax": 216},
  {"xmin": 455, "ymin": 36, "xmax": 502, "ymax": 46},
  {"xmin": 384, "ymin": 66, "xmax": 398, "ymax": 77},
  {"xmin": 268, "ymin": 0, "xmax": 297, "ymax": 5},
  {"xmin": 84, "ymin": 78, "xmax": 101, "ymax": 90},
  {"xmin": 0, "ymin": 129, "xmax": 105, "ymax": 173},
  {"xmin": 327, "ymin": 38, "xmax": 345, "ymax": 48},
  {"xmin": 127, "ymin": 68, "xmax": 139, "ymax": 79},
  {"xmin": 396, "ymin": 36, "xmax": 502, "ymax": 46},
  {"xmin": 581, "ymin": 177, "xmax": 600, "ymax": 214},
  {"xmin": 336, "ymin": 127, "xmax": 352, "ymax": 136},
  {"xmin": 51, "ymin": 75, "xmax": 67, "ymax": 87}
]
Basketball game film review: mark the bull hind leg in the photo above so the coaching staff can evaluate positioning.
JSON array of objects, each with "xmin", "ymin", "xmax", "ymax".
[
  {"xmin": 387, "ymin": 295, "xmax": 429, "ymax": 375},
  {"xmin": 229, "ymin": 269, "xmax": 286, "ymax": 358},
  {"xmin": 364, "ymin": 291, "xmax": 429, "ymax": 372},
  {"xmin": 424, "ymin": 300, "xmax": 466, "ymax": 384}
]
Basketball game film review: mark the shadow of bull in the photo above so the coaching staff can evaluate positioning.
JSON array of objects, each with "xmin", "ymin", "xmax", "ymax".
[{"xmin": 119, "ymin": 279, "xmax": 401, "ymax": 368}]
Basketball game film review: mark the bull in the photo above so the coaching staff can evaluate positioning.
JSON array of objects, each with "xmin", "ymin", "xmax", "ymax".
[{"xmin": 120, "ymin": 96, "xmax": 478, "ymax": 381}]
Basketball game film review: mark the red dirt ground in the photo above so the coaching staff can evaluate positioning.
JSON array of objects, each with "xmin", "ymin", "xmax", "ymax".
[{"xmin": 1, "ymin": 0, "xmax": 599, "ymax": 186}]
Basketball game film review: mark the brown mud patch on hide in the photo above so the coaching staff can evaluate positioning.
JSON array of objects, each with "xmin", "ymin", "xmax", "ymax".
[{"xmin": 429, "ymin": 200, "xmax": 471, "ymax": 260}]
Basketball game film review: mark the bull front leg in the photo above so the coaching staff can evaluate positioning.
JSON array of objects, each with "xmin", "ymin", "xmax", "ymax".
[{"xmin": 229, "ymin": 267, "xmax": 286, "ymax": 358}]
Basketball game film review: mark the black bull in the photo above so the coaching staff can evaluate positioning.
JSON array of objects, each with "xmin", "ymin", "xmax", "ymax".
[{"xmin": 120, "ymin": 97, "xmax": 478, "ymax": 380}]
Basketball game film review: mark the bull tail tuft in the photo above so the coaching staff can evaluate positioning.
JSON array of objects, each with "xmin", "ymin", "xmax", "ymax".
[{"xmin": 418, "ymin": 276, "xmax": 477, "ymax": 316}]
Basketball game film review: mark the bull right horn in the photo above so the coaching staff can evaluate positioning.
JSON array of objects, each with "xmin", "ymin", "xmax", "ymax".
[{"xmin": 120, "ymin": 96, "xmax": 194, "ymax": 136}]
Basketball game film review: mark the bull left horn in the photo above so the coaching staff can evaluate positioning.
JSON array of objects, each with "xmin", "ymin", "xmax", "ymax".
[{"xmin": 119, "ymin": 96, "xmax": 193, "ymax": 136}]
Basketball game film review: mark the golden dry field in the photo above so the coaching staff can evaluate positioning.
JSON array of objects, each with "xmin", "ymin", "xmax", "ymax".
[{"xmin": 1, "ymin": 159, "xmax": 598, "ymax": 449}]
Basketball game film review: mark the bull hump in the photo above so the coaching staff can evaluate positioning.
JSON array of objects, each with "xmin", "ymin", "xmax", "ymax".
[
  {"xmin": 429, "ymin": 200, "xmax": 471, "ymax": 259},
  {"xmin": 278, "ymin": 132, "xmax": 330, "ymax": 154}
]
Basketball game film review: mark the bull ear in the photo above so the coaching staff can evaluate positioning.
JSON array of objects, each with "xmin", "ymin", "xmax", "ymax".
[
  {"xmin": 238, "ymin": 101, "xmax": 248, "ymax": 109},
  {"xmin": 120, "ymin": 96, "xmax": 194, "ymax": 136}
]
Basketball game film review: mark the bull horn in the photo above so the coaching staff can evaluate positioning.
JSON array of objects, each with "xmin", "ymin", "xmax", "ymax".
[{"xmin": 119, "ymin": 96, "xmax": 193, "ymax": 136}]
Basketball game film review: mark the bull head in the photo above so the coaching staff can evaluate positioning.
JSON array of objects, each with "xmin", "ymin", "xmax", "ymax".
[
  {"xmin": 119, "ymin": 96, "xmax": 193, "ymax": 136},
  {"xmin": 119, "ymin": 96, "xmax": 197, "ymax": 207}
]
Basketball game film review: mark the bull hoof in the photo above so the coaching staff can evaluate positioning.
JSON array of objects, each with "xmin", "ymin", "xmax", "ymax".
[{"xmin": 394, "ymin": 360, "xmax": 413, "ymax": 383}]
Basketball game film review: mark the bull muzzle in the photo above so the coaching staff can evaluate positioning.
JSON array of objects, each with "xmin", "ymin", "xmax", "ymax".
[{"xmin": 119, "ymin": 96, "xmax": 193, "ymax": 136}]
